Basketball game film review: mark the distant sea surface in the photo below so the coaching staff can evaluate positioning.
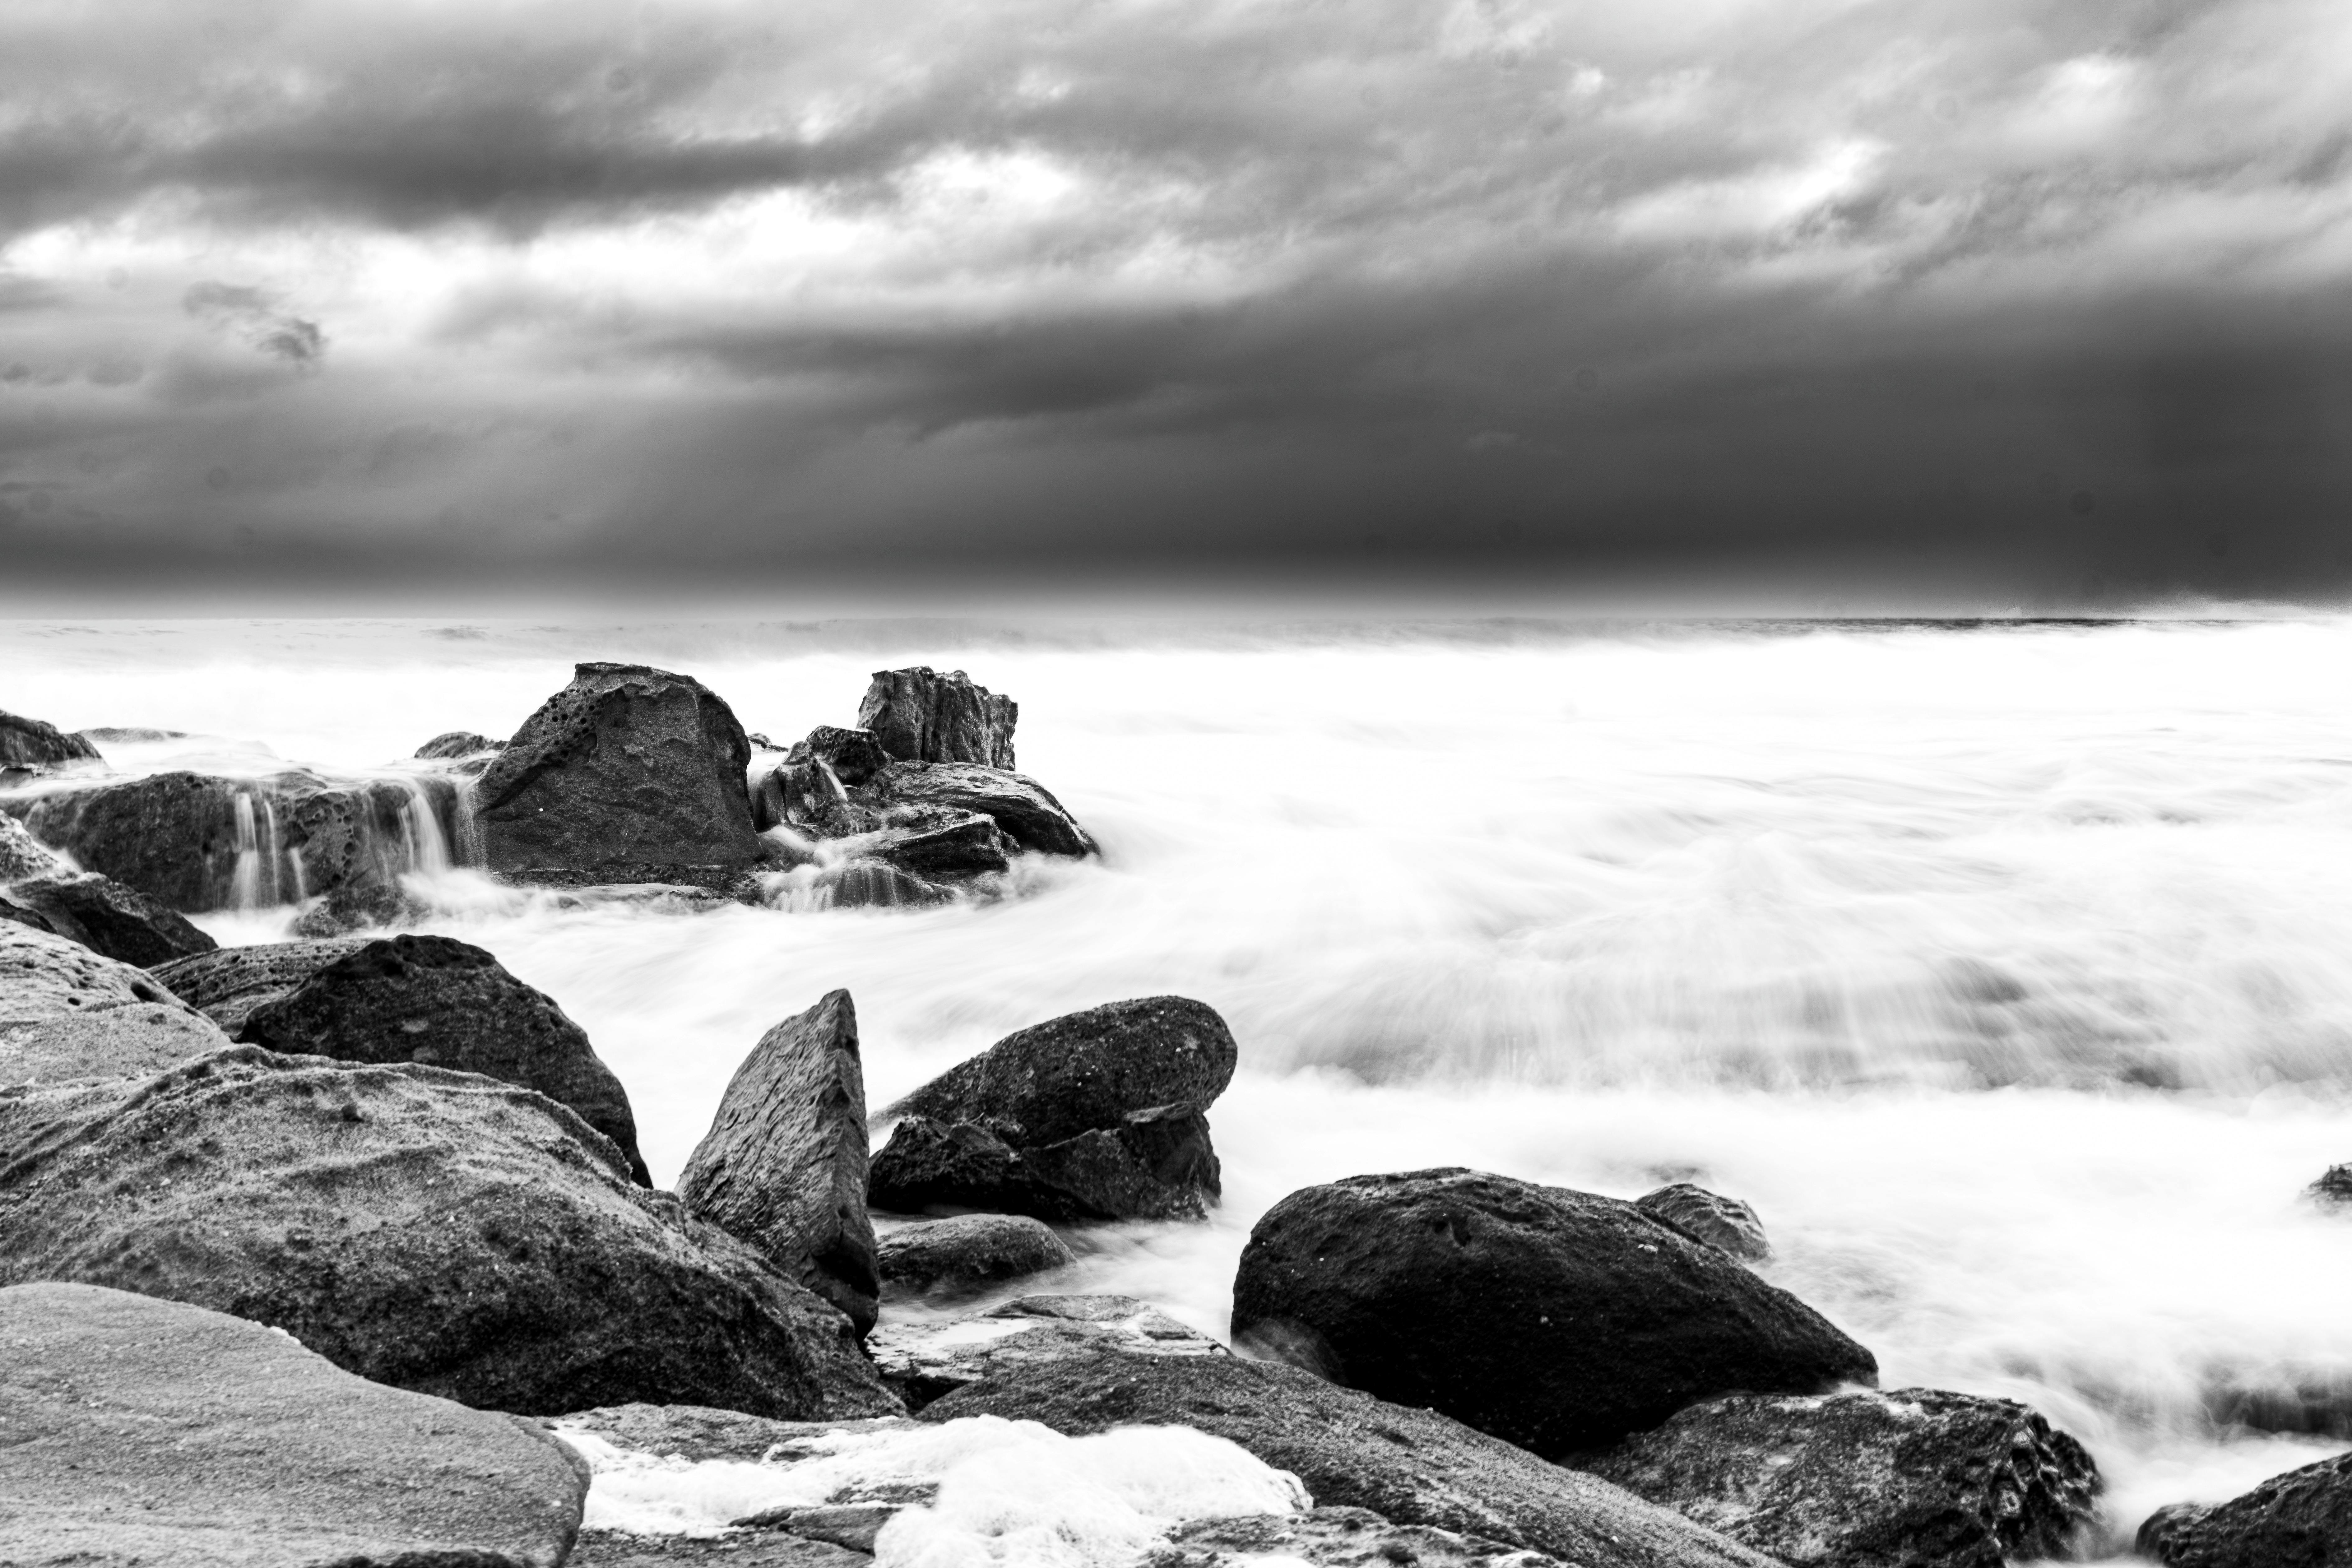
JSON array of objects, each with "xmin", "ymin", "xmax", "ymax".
[{"xmin": 8, "ymin": 612, "xmax": 2352, "ymax": 1557}]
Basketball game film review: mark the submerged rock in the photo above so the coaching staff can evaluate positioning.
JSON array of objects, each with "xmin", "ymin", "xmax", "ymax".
[
  {"xmin": 876, "ymin": 1213, "xmax": 1077, "ymax": 1302},
  {"xmin": 235, "ymin": 931, "xmax": 650, "ymax": 1186},
  {"xmin": 853, "ymin": 760, "xmax": 1097, "ymax": 859},
  {"xmin": 0, "ymin": 1047, "xmax": 900, "ymax": 1419},
  {"xmin": 868, "ymin": 1103, "xmax": 1221, "ymax": 1222},
  {"xmin": 1573, "ymin": 1386, "xmax": 2099, "ymax": 1568},
  {"xmin": 0, "ymin": 870, "xmax": 217, "ymax": 966},
  {"xmin": 0, "ymin": 1281, "xmax": 588, "ymax": 1567},
  {"xmin": 0, "ymin": 709, "xmax": 100, "ymax": 771},
  {"xmin": 679, "ymin": 989, "xmax": 880, "ymax": 1335},
  {"xmin": 287, "ymin": 877, "xmax": 432, "ymax": 936},
  {"xmin": 870, "ymin": 1293, "xmax": 1226, "ymax": 1411},
  {"xmin": 859, "ymin": 807, "xmax": 1013, "ymax": 883},
  {"xmin": 1634, "ymin": 1183, "xmax": 1771, "ymax": 1262},
  {"xmin": 1230, "ymin": 1168, "xmax": 1878, "ymax": 1454},
  {"xmin": 1147, "ymin": 1507, "xmax": 1567, "ymax": 1567},
  {"xmin": 476, "ymin": 662, "xmax": 762, "ymax": 889},
  {"xmin": 858, "ymin": 667, "xmax": 1017, "ymax": 769},
  {"xmin": 922, "ymin": 1351, "xmax": 1782, "ymax": 1568},
  {"xmin": 2138, "ymin": 1451, "xmax": 2352, "ymax": 1566},
  {"xmin": 148, "ymin": 938, "xmax": 369, "ymax": 1031}
]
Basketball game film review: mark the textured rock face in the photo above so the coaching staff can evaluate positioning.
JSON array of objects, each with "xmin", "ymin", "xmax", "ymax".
[
  {"xmin": 1230, "ymin": 1168, "xmax": 1878, "ymax": 1454},
  {"xmin": 679, "ymin": 989, "xmax": 879, "ymax": 1334},
  {"xmin": 857, "ymin": 667, "xmax": 1018, "ymax": 769},
  {"xmin": 0, "ymin": 812, "xmax": 60, "ymax": 879},
  {"xmin": 1634, "ymin": 1183, "xmax": 1772, "ymax": 1262},
  {"xmin": 922, "ymin": 1351, "xmax": 1783, "ymax": 1568},
  {"xmin": 0, "ymin": 709, "xmax": 100, "ymax": 770},
  {"xmin": 877, "ymin": 1213, "xmax": 1077, "ymax": 1301},
  {"xmin": 0, "ymin": 1282, "xmax": 589, "ymax": 1568},
  {"xmin": 149, "ymin": 937, "xmax": 369, "ymax": 1030},
  {"xmin": 234, "ymin": 932, "xmax": 650, "ymax": 1186},
  {"xmin": 2138, "ymin": 1451, "xmax": 2352, "ymax": 1567},
  {"xmin": 0, "ymin": 921, "xmax": 193, "ymax": 1020},
  {"xmin": 417, "ymin": 730, "xmax": 507, "ymax": 760},
  {"xmin": 0, "ymin": 1004, "xmax": 231, "ymax": 1088},
  {"xmin": 1573, "ymin": 1387, "xmax": 2100, "ymax": 1568},
  {"xmin": 0, "ymin": 1047, "xmax": 901, "ymax": 1419},
  {"xmin": 854, "ymin": 759, "xmax": 1098, "ymax": 858},
  {"xmin": 870, "ymin": 1293, "xmax": 1227, "ymax": 1410},
  {"xmin": 1146, "ymin": 1507, "xmax": 1566, "ymax": 1567},
  {"xmin": 800, "ymin": 725, "xmax": 890, "ymax": 786},
  {"xmin": 860, "ymin": 808, "xmax": 1013, "ymax": 883},
  {"xmin": 0, "ymin": 870, "xmax": 218, "ymax": 966},
  {"xmin": 476, "ymin": 662, "xmax": 761, "ymax": 887},
  {"xmin": 868, "ymin": 1103, "xmax": 1221, "ymax": 1222}
]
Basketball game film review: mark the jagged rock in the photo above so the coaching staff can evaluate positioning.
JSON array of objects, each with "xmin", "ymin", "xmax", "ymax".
[
  {"xmin": 417, "ymin": 730, "xmax": 507, "ymax": 760},
  {"xmin": 800, "ymin": 725, "xmax": 890, "ymax": 786},
  {"xmin": 870, "ymin": 1293, "xmax": 1227, "ymax": 1411},
  {"xmin": 0, "ymin": 1047, "xmax": 901, "ymax": 1419},
  {"xmin": 0, "ymin": 812, "xmax": 60, "ymax": 879},
  {"xmin": 1231, "ymin": 1168, "xmax": 1878, "ymax": 1454},
  {"xmin": 1634, "ymin": 1183, "xmax": 1771, "ymax": 1262},
  {"xmin": 0, "ymin": 870, "xmax": 217, "ymax": 966},
  {"xmin": 0, "ymin": 708, "xmax": 100, "ymax": 770},
  {"xmin": 922, "ymin": 1351, "xmax": 1782, "ymax": 1568},
  {"xmin": 0, "ymin": 920, "xmax": 193, "ymax": 1019},
  {"xmin": 2138, "ymin": 1450, "xmax": 2352, "ymax": 1566},
  {"xmin": 867, "ymin": 1103, "xmax": 1220, "ymax": 1222},
  {"xmin": 680, "ymin": 989, "xmax": 880, "ymax": 1335},
  {"xmin": 235, "ymin": 932, "xmax": 650, "ymax": 1186},
  {"xmin": 860, "ymin": 808, "xmax": 1012, "ymax": 883},
  {"xmin": 851, "ymin": 759, "xmax": 1097, "ymax": 858},
  {"xmin": 858, "ymin": 667, "xmax": 1017, "ymax": 769},
  {"xmin": 877, "ymin": 1213, "xmax": 1077, "ymax": 1301},
  {"xmin": 1147, "ymin": 1507, "xmax": 1566, "ymax": 1567},
  {"xmin": 0, "ymin": 1282, "xmax": 588, "ymax": 1567},
  {"xmin": 149, "ymin": 938, "xmax": 369, "ymax": 1030},
  {"xmin": 1572, "ymin": 1387, "xmax": 2099, "ymax": 1568},
  {"xmin": 476, "ymin": 662, "xmax": 761, "ymax": 889}
]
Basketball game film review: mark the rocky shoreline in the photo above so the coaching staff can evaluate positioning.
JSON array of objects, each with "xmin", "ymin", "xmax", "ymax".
[{"xmin": 2, "ymin": 667, "xmax": 2344, "ymax": 1566}]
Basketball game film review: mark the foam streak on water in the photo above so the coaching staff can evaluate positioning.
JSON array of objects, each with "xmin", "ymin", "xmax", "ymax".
[{"xmin": 9, "ymin": 613, "xmax": 2352, "ymax": 1556}]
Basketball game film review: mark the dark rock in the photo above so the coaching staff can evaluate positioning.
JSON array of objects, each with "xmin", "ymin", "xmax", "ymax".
[
  {"xmin": 801, "ymin": 725, "xmax": 890, "ymax": 786},
  {"xmin": 235, "ymin": 931, "xmax": 651, "ymax": 1186},
  {"xmin": 868, "ymin": 1104, "xmax": 1220, "ymax": 1222},
  {"xmin": 851, "ymin": 759, "xmax": 1097, "ymax": 858},
  {"xmin": 1, "ymin": 921, "xmax": 192, "ymax": 1018},
  {"xmin": 559, "ymin": 1402, "xmax": 914, "ymax": 1463},
  {"xmin": 1634, "ymin": 1183, "xmax": 1771, "ymax": 1262},
  {"xmin": 1572, "ymin": 1386, "xmax": 2099, "ymax": 1568},
  {"xmin": 858, "ymin": 667, "xmax": 1017, "ymax": 769},
  {"xmin": 148, "ymin": 937, "xmax": 369, "ymax": 1030},
  {"xmin": 288, "ymin": 877, "xmax": 432, "ymax": 936},
  {"xmin": 1230, "ymin": 1168, "xmax": 1878, "ymax": 1454},
  {"xmin": 754, "ymin": 756, "xmax": 854, "ymax": 834},
  {"xmin": 568, "ymin": 1531, "xmax": 869, "ymax": 1566},
  {"xmin": 732, "ymin": 1501, "xmax": 897, "ymax": 1553},
  {"xmin": 417, "ymin": 730, "xmax": 507, "ymax": 760},
  {"xmin": 888, "ymin": 995, "xmax": 1238, "ymax": 1147},
  {"xmin": 75, "ymin": 726, "xmax": 188, "ymax": 745},
  {"xmin": 476, "ymin": 662, "xmax": 760, "ymax": 888},
  {"xmin": 877, "ymin": 1213, "xmax": 1077, "ymax": 1301},
  {"xmin": 0, "ymin": 1047, "xmax": 902, "ymax": 1419},
  {"xmin": 0, "ymin": 813, "xmax": 59, "ymax": 880},
  {"xmin": 0, "ymin": 1281, "xmax": 588, "ymax": 1566},
  {"xmin": 870, "ymin": 1293, "xmax": 1227, "ymax": 1411},
  {"xmin": 815, "ymin": 861, "xmax": 949, "ymax": 909},
  {"xmin": 0, "ymin": 870, "xmax": 218, "ymax": 966},
  {"xmin": 0, "ymin": 890, "xmax": 60, "ymax": 939},
  {"xmin": 2308, "ymin": 1165, "xmax": 2352, "ymax": 1208},
  {"xmin": 1146, "ymin": 1507, "xmax": 1566, "ymax": 1567},
  {"xmin": 0, "ymin": 709, "xmax": 100, "ymax": 770},
  {"xmin": 2138, "ymin": 1450, "xmax": 2352, "ymax": 1566},
  {"xmin": 922, "ymin": 1351, "xmax": 1782, "ymax": 1568},
  {"xmin": 861, "ymin": 809, "xmax": 1012, "ymax": 883},
  {"xmin": 680, "ymin": 989, "xmax": 880, "ymax": 1335}
]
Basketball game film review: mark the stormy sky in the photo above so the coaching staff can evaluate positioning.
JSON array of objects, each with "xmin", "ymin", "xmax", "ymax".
[{"xmin": 0, "ymin": 0, "xmax": 2347, "ymax": 605}]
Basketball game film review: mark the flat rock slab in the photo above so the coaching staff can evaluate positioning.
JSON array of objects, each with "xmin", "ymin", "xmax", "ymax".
[
  {"xmin": 876, "ymin": 1213, "xmax": 1076, "ymax": 1301},
  {"xmin": 1147, "ymin": 1506, "xmax": 1564, "ymax": 1567},
  {"xmin": 0, "ymin": 1280, "xmax": 587, "ymax": 1567},
  {"xmin": 560, "ymin": 1404, "xmax": 917, "ymax": 1464},
  {"xmin": 851, "ymin": 760, "xmax": 1096, "ymax": 858},
  {"xmin": 869, "ymin": 1293, "xmax": 1227, "ymax": 1410},
  {"xmin": 567, "ymin": 1532, "xmax": 870, "ymax": 1566}
]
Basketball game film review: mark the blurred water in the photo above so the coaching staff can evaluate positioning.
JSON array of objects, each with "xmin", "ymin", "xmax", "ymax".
[{"xmin": 10, "ymin": 612, "xmax": 2352, "ymax": 1554}]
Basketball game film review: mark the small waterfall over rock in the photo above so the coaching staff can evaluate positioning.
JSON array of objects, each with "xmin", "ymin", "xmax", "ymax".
[{"xmin": 230, "ymin": 790, "xmax": 289, "ymax": 912}]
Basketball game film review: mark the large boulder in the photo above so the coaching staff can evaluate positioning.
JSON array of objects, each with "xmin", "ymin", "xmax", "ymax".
[
  {"xmin": 0, "ymin": 811, "xmax": 61, "ymax": 879},
  {"xmin": 475, "ymin": 662, "xmax": 761, "ymax": 888},
  {"xmin": 1, "ymin": 921, "xmax": 229, "ymax": 1087},
  {"xmin": 234, "ymin": 931, "xmax": 651, "ymax": 1186},
  {"xmin": 922, "ymin": 1351, "xmax": 1783, "ymax": 1568},
  {"xmin": 870, "ymin": 1293, "xmax": 1226, "ymax": 1410},
  {"xmin": 853, "ymin": 759, "xmax": 1097, "ymax": 858},
  {"xmin": 1, "ymin": 1282, "xmax": 587, "ymax": 1566},
  {"xmin": 1, "ymin": 919, "xmax": 191, "ymax": 1019},
  {"xmin": 868, "ymin": 1102, "xmax": 1220, "ymax": 1221},
  {"xmin": 1572, "ymin": 1387, "xmax": 2100, "ymax": 1568},
  {"xmin": 149, "ymin": 937, "xmax": 369, "ymax": 1030},
  {"xmin": 2138, "ymin": 1451, "xmax": 2352, "ymax": 1566},
  {"xmin": 1634, "ymin": 1183, "xmax": 1772, "ymax": 1263},
  {"xmin": 1230, "ymin": 1168, "xmax": 1878, "ymax": 1454},
  {"xmin": 857, "ymin": 667, "xmax": 1017, "ymax": 769},
  {"xmin": 0, "ymin": 870, "xmax": 217, "ymax": 966},
  {"xmin": 0, "ymin": 707, "xmax": 100, "ymax": 770},
  {"xmin": 877, "ymin": 1213, "xmax": 1077, "ymax": 1302},
  {"xmin": 679, "ymin": 989, "xmax": 879, "ymax": 1334},
  {"xmin": 0, "ymin": 1046, "xmax": 901, "ymax": 1420}
]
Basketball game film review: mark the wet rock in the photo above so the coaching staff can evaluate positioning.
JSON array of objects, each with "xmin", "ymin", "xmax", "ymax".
[
  {"xmin": 857, "ymin": 667, "xmax": 1017, "ymax": 769},
  {"xmin": 417, "ymin": 730, "xmax": 507, "ymax": 760},
  {"xmin": 476, "ymin": 662, "xmax": 761, "ymax": 889},
  {"xmin": 922, "ymin": 1351, "xmax": 1781, "ymax": 1568},
  {"xmin": 754, "ymin": 756, "xmax": 855, "ymax": 834},
  {"xmin": 287, "ymin": 877, "xmax": 432, "ymax": 935},
  {"xmin": 1634, "ymin": 1183, "xmax": 1771, "ymax": 1262},
  {"xmin": 568, "ymin": 1532, "xmax": 869, "ymax": 1566},
  {"xmin": 876, "ymin": 1213, "xmax": 1077, "ymax": 1302},
  {"xmin": 0, "ymin": 1047, "xmax": 901, "ymax": 1419},
  {"xmin": 1, "ymin": 920, "xmax": 193, "ymax": 1019},
  {"xmin": 733, "ymin": 1501, "xmax": 898, "ymax": 1552},
  {"xmin": 148, "ymin": 937, "xmax": 369, "ymax": 1031},
  {"xmin": 801, "ymin": 725, "xmax": 890, "ymax": 787},
  {"xmin": 0, "ymin": 1281, "xmax": 588, "ymax": 1567},
  {"xmin": 680, "ymin": 989, "xmax": 880, "ymax": 1334},
  {"xmin": 0, "ymin": 708, "xmax": 100, "ymax": 770},
  {"xmin": 860, "ymin": 808, "xmax": 1012, "ymax": 883},
  {"xmin": 2137, "ymin": 1450, "xmax": 2352, "ymax": 1566},
  {"xmin": 851, "ymin": 759, "xmax": 1097, "ymax": 858},
  {"xmin": 1572, "ymin": 1386, "xmax": 2099, "ymax": 1568},
  {"xmin": 0, "ymin": 889, "xmax": 61, "ymax": 939},
  {"xmin": 815, "ymin": 861, "xmax": 948, "ymax": 909},
  {"xmin": 870, "ymin": 1293, "xmax": 1227, "ymax": 1411},
  {"xmin": 1147, "ymin": 1507, "xmax": 1566, "ymax": 1567},
  {"xmin": 1230, "ymin": 1168, "xmax": 1878, "ymax": 1454},
  {"xmin": 868, "ymin": 1103, "xmax": 1220, "ymax": 1222},
  {"xmin": 560, "ymin": 1402, "xmax": 915, "ymax": 1463},
  {"xmin": 0, "ymin": 812, "xmax": 60, "ymax": 880},
  {"xmin": 0, "ymin": 870, "xmax": 218, "ymax": 966},
  {"xmin": 2308, "ymin": 1165, "xmax": 2352, "ymax": 1208},
  {"xmin": 235, "ymin": 931, "xmax": 651, "ymax": 1186}
]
